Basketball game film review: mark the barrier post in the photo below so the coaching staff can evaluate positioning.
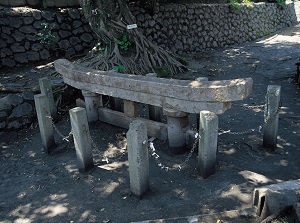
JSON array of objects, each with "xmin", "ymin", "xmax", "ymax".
[
  {"xmin": 34, "ymin": 94, "xmax": 56, "ymax": 154},
  {"xmin": 263, "ymin": 85, "xmax": 281, "ymax": 150},
  {"xmin": 69, "ymin": 107, "xmax": 94, "ymax": 172},
  {"xmin": 39, "ymin": 77, "xmax": 57, "ymax": 119},
  {"xmin": 198, "ymin": 110, "xmax": 218, "ymax": 178},
  {"xmin": 127, "ymin": 120, "xmax": 149, "ymax": 197}
]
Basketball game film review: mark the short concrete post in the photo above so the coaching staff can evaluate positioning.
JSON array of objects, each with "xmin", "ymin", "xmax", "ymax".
[
  {"xmin": 82, "ymin": 90, "xmax": 103, "ymax": 122},
  {"xmin": 198, "ymin": 110, "xmax": 218, "ymax": 178},
  {"xmin": 39, "ymin": 77, "xmax": 57, "ymax": 119},
  {"xmin": 127, "ymin": 120, "xmax": 149, "ymax": 197},
  {"xmin": 69, "ymin": 107, "xmax": 94, "ymax": 172},
  {"xmin": 123, "ymin": 100, "xmax": 137, "ymax": 118},
  {"xmin": 34, "ymin": 94, "xmax": 56, "ymax": 154},
  {"xmin": 149, "ymin": 105, "xmax": 162, "ymax": 122},
  {"xmin": 263, "ymin": 85, "xmax": 281, "ymax": 150},
  {"xmin": 164, "ymin": 108, "xmax": 189, "ymax": 154}
]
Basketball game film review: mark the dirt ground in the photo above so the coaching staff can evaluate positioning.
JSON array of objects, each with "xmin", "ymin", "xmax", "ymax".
[{"xmin": 1, "ymin": 23, "xmax": 300, "ymax": 223}]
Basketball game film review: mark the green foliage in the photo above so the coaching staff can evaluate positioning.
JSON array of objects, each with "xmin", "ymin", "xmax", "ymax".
[
  {"xmin": 36, "ymin": 23, "xmax": 58, "ymax": 48},
  {"xmin": 276, "ymin": 0, "xmax": 286, "ymax": 7},
  {"xmin": 267, "ymin": 0, "xmax": 286, "ymax": 8},
  {"xmin": 113, "ymin": 65, "xmax": 125, "ymax": 73},
  {"xmin": 117, "ymin": 33, "xmax": 131, "ymax": 51},
  {"xmin": 230, "ymin": 0, "xmax": 241, "ymax": 11}
]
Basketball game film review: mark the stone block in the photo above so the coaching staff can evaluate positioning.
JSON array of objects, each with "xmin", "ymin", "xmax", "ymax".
[
  {"xmin": 9, "ymin": 103, "xmax": 33, "ymax": 118},
  {"xmin": 253, "ymin": 179, "xmax": 300, "ymax": 220}
]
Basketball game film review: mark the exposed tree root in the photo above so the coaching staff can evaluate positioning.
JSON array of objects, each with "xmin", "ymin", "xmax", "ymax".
[{"xmin": 77, "ymin": 0, "xmax": 187, "ymax": 75}]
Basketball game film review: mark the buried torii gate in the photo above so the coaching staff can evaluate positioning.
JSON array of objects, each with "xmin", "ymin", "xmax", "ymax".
[{"xmin": 54, "ymin": 59, "xmax": 253, "ymax": 154}]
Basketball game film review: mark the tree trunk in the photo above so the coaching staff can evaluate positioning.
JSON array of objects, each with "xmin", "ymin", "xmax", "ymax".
[{"xmin": 77, "ymin": 0, "xmax": 186, "ymax": 75}]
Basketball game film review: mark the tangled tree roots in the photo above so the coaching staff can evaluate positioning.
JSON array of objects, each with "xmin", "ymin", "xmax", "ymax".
[
  {"xmin": 77, "ymin": 38, "xmax": 186, "ymax": 75},
  {"xmin": 77, "ymin": 0, "xmax": 187, "ymax": 76}
]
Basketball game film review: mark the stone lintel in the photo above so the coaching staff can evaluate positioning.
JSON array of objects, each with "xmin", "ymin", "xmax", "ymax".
[
  {"xmin": 63, "ymin": 76, "xmax": 232, "ymax": 114},
  {"xmin": 54, "ymin": 59, "xmax": 253, "ymax": 103}
]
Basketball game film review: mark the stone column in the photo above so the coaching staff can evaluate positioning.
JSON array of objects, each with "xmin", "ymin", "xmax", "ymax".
[
  {"xmin": 163, "ymin": 108, "xmax": 189, "ymax": 154},
  {"xmin": 82, "ymin": 90, "xmax": 103, "ymax": 122}
]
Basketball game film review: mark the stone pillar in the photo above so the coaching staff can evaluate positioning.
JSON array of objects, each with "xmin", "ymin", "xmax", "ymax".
[
  {"xmin": 127, "ymin": 120, "xmax": 149, "ymax": 197},
  {"xmin": 39, "ymin": 77, "xmax": 57, "ymax": 119},
  {"xmin": 263, "ymin": 85, "xmax": 281, "ymax": 150},
  {"xmin": 123, "ymin": 100, "xmax": 137, "ymax": 118},
  {"xmin": 82, "ymin": 90, "xmax": 103, "ymax": 122},
  {"xmin": 163, "ymin": 108, "xmax": 189, "ymax": 154},
  {"xmin": 69, "ymin": 107, "xmax": 94, "ymax": 172},
  {"xmin": 34, "ymin": 94, "xmax": 56, "ymax": 154},
  {"xmin": 198, "ymin": 110, "xmax": 218, "ymax": 178}
]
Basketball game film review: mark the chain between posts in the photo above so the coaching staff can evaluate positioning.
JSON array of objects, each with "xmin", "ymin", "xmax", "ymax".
[
  {"xmin": 46, "ymin": 116, "xmax": 127, "ymax": 163},
  {"xmin": 220, "ymin": 101, "xmax": 282, "ymax": 136},
  {"xmin": 46, "ymin": 116, "xmax": 73, "ymax": 142},
  {"xmin": 144, "ymin": 133, "xmax": 201, "ymax": 172},
  {"xmin": 233, "ymin": 104, "xmax": 266, "ymax": 109}
]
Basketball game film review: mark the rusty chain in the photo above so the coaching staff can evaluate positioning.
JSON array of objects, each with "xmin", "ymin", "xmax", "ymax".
[
  {"xmin": 233, "ymin": 103, "xmax": 266, "ymax": 109},
  {"xmin": 46, "ymin": 116, "xmax": 73, "ymax": 142},
  {"xmin": 220, "ymin": 100, "xmax": 282, "ymax": 136},
  {"xmin": 145, "ymin": 133, "xmax": 200, "ymax": 172}
]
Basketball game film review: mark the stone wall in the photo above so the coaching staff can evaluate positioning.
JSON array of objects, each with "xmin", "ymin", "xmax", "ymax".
[
  {"xmin": 0, "ymin": 92, "xmax": 35, "ymax": 130},
  {"xmin": 0, "ymin": 7, "xmax": 96, "ymax": 69},
  {"xmin": 133, "ymin": 3, "xmax": 297, "ymax": 54}
]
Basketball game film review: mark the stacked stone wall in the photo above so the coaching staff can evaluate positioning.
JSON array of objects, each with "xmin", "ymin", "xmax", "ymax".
[
  {"xmin": 133, "ymin": 3, "xmax": 297, "ymax": 54},
  {"xmin": 0, "ymin": 92, "xmax": 35, "ymax": 130},
  {"xmin": 0, "ymin": 7, "xmax": 96, "ymax": 69}
]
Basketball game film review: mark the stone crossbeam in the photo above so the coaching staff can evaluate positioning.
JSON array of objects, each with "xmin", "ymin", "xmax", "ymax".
[{"xmin": 54, "ymin": 59, "xmax": 252, "ymax": 114}]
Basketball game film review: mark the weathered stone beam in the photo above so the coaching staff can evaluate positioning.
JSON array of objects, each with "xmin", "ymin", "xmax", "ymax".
[
  {"xmin": 54, "ymin": 59, "xmax": 252, "ymax": 103},
  {"xmin": 63, "ymin": 76, "xmax": 232, "ymax": 114}
]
